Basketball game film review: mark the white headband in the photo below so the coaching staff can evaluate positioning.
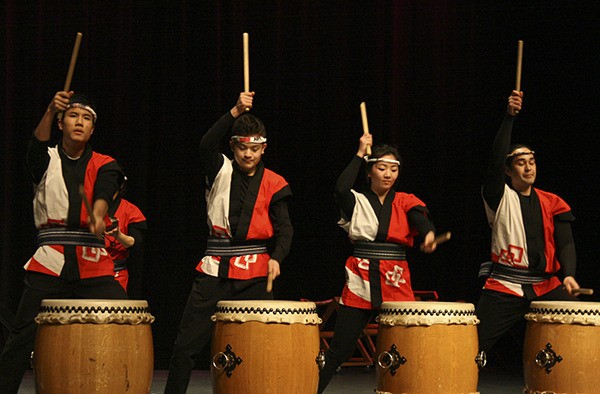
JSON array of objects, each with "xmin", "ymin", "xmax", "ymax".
[
  {"xmin": 365, "ymin": 157, "xmax": 401, "ymax": 165},
  {"xmin": 506, "ymin": 150, "xmax": 535, "ymax": 158},
  {"xmin": 231, "ymin": 135, "xmax": 267, "ymax": 144},
  {"xmin": 66, "ymin": 103, "xmax": 97, "ymax": 123}
]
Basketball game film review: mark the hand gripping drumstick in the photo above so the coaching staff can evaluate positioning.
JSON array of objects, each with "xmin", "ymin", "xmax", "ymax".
[
  {"xmin": 572, "ymin": 288, "xmax": 594, "ymax": 296},
  {"xmin": 434, "ymin": 231, "xmax": 451, "ymax": 245},
  {"xmin": 58, "ymin": 32, "xmax": 83, "ymax": 120},
  {"xmin": 515, "ymin": 40, "xmax": 523, "ymax": 91},
  {"xmin": 78, "ymin": 184, "xmax": 96, "ymax": 226},
  {"xmin": 360, "ymin": 102, "xmax": 372, "ymax": 156}
]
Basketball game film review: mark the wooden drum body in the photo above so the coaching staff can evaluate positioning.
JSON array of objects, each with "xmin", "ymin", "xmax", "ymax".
[
  {"xmin": 523, "ymin": 301, "xmax": 600, "ymax": 393},
  {"xmin": 210, "ymin": 300, "xmax": 321, "ymax": 394},
  {"xmin": 33, "ymin": 299, "xmax": 155, "ymax": 394},
  {"xmin": 376, "ymin": 301, "xmax": 480, "ymax": 394}
]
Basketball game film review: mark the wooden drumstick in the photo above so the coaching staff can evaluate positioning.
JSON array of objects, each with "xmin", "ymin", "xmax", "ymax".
[
  {"xmin": 58, "ymin": 32, "xmax": 83, "ymax": 120},
  {"xmin": 242, "ymin": 32, "xmax": 251, "ymax": 112},
  {"xmin": 78, "ymin": 184, "xmax": 95, "ymax": 225},
  {"xmin": 434, "ymin": 231, "xmax": 451, "ymax": 245},
  {"xmin": 515, "ymin": 40, "xmax": 523, "ymax": 91},
  {"xmin": 266, "ymin": 273, "xmax": 274, "ymax": 293},
  {"xmin": 572, "ymin": 288, "xmax": 594, "ymax": 296},
  {"xmin": 360, "ymin": 102, "xmax": 372, "ymax": 156}
]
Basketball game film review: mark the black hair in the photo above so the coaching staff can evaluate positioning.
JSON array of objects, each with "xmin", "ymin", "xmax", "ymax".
[
  {"xmin": 231, "ymin": 113, "xmax": 266, "ymax": 138},
  {"xmin": 365, "ymin": 144, "xmax": 402, "ymax": 173}
]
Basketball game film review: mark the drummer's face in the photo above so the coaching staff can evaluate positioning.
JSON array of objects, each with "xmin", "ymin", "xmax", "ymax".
[
  {"xmin": 368, "ymin": 154, "xmax": 399, "ymax": 195},
  {"xmin": 59, "ymin": 107, "xmax": 95, "ymax": 144},
  {"xmin": 230, "ymin": 139, "xmax": 266, "ymax": 176}
]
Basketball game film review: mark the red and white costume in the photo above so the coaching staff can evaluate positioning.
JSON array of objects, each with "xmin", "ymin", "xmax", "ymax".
[
  {"xmin": 25, "ymin": 146, "xmax": 117, "ymax": 279},
  {"xmin": 483, "ymin": 184, "xmax": 571, "ymax": 297},
  {"xmin": 339, "ymin": 189, "xmax": 427, "ymax": 309},
  {"xmin": 196, "ymin": 155, "xmax": 290, "ymax": 280}
]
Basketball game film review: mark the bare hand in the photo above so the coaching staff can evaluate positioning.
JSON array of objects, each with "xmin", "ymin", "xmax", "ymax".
[
  {"xmin": 358, "ymin": 133, "xmax": 373, "ymax": 158},
  {"xmin": 563, "ymin": 276, "xmax": 580, "ymax": 295},
  {"xmin": 89, "ymin": 216, "xmax": 106, "ymax": 239},
  {"xmin": 268, "ymin": 259, "xmax": 281, "ymax": 279},
  {"xmin": 49, "ymin": 91, "xmax": 74, "ymax": 114},
  {"xmin": 507, "ymin": 90, "xmax": 523, "ymax": 116},
  {"xmin": 420, "ymin": 231, "xmax": 437, "ymax": 253},
  {"xmin": 232, "ymin": 91, "xmax": 255, "ymax": 117}
]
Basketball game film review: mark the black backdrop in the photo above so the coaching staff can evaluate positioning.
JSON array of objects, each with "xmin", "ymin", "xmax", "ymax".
[{"xmin": 2, "ymin": 1, "xmax": 599, "ymax": 368}]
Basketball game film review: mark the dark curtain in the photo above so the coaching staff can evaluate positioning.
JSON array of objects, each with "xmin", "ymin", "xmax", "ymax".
[{"xmin": 2, "ymin": 1, "xmax": 598, "ymax": 368}]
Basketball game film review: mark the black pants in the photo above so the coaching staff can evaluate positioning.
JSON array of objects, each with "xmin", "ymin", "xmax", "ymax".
[
  {"xmin": 318, "ymin": 305, "xmax": 374, "ymax": 394},
  {"xmin": 476, "ymin": 286, "xmax": 577, "ymax": 355},
  {"xmin": 0, "ymin": 272, "xmax": 128, "ymax": 394},
  {"xmin": 164, "ymin": 274, "xmax": 272, "ymax": 394}
]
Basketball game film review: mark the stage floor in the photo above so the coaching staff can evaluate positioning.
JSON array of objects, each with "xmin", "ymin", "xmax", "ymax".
[{"xmin": 19, "ymin": 366, "xmax": 525, "ymax": 393}]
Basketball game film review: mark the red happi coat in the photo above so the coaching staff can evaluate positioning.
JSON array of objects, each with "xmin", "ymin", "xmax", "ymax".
[
  {"xmin": 339, "ymin": 190, "xmax": 427, "ymax": 309},
  {"xmin": 483, "ymin": 185, "xmax": 571, "ymax": 297},
  {"xmin": 196, "ymin": 157, "xmax": 289, "ymax": 280},
  {"xmin": 25, "ymin": 146, "xmax": 117, "ymax": 279}
]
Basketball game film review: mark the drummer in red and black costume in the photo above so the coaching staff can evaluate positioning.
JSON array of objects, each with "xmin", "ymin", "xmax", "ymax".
[
  {"xmin": 104, "ymin": 189, "xmax": 147, "ymax": 299},
  {"xmin": 476, "ymin": 90, "xmax": 580, "ymax": 361},
  {"xmin": 0, "ymin": 91, "xmax": 128, "ymax": 393},
  {"xmin": 318, "ymin": 133, "xmax": 440, "ymax": 393},
  {"xmin": 165, "ymin": 92, "xmax": 293, "ymax": 394}
]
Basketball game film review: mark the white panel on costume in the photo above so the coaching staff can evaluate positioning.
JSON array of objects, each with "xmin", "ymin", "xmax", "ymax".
[
  {"xmin": 24, "ymin": 245, "xmax": 64, "ymax": 275},
  {"xmin": 338, "ymin": 190, "xmax": 378, "ymax": 241},
  {"xmin": 200, "ymin": 256, "xmax": 220, "ymax": 276},
  {"xmin": 483, "ymin": 184, "xmax": 529, "ymax": 268},
  {"xmin": 345, "ymin": 266, "xmax": 371, "ymax": 302},
  {"xmin": 492, "ymin": 278, "xmax": 524, "ymax": 297},
  {"xmin": 33, "ymin": 147, "xmax": 69, "ymax": 228},
  {"xmin": 205, "ymin": 155, "xmax": 232, "ymax": 237}
]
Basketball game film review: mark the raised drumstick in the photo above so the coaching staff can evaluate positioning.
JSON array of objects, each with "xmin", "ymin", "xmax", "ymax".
[
  {"xmin": 243, "ymin": 33, "xmax": 251, "ymax": 111},
  {"xmin": 515, "ymin": 40, "xmax": 523, "ymax": 91},
  {"xmin": 434, "ymin": 231, "xmax": 451, "ymax": 245},
  {"xmin": 572, "ymin": 288, "xmax": 594, "ymax": 296},
  {"xmin": 78, "ymin": 184, "xmax": 95, "ymax": 225},
  {"xmin": 360, "ymin": 102, "xmax": 372, "ymax": 156},
  {"xmin": 58, "ymin": 32, "xmax": 83, "ymax": 120}
]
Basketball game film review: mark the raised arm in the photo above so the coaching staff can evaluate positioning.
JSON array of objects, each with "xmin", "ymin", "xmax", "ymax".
[
  {"xmin": 199, "ymin": 92, "xmax": 255, "ymax": 183},
  {"xmin": 482, "ymin": 90, "xmax": 523, "ymax": 211},
  {"xmin": 334, "ymin": 133, "xmax": 373, "ymax": 217}
]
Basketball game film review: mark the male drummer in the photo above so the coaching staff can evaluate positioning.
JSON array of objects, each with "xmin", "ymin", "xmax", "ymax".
[
  {"xmin": 476, "ymin": 90, "xmax": 580, "ymax": 361},
  {"xmin": 0, "ymin": 91, "xmax": 128, "ymax": 393},
  {"xmin": 164, "ymin": 91, "xmax": 293, "ymax": 393}
]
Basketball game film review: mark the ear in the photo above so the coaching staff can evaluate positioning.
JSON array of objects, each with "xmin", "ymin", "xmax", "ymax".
[
  {"xmin": 504, "ymin": 166, "xmax": 512, "ymax": 177},
  {"xmin": 90, "ymin": 126, "xmax": 95, "ymax": 135},
  {"xmin": 57, "ymin": 119, "xmax": 64, "ymax": 131},
  {"xmin": 261, "ymin": 143, "xmax": 267, "ymax": 154},
  {"xmin": 229, "ymin": 141, "xmax": 234, "ymax": 150}
]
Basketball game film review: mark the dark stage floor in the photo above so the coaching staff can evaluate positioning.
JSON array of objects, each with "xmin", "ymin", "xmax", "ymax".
[{"xmin": 18, "ymin": 366, "xmax": 525, "ymax": 393}]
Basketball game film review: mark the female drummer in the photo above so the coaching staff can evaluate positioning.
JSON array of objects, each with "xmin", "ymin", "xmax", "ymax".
[{"xmin": 318, "ymin": 132, "xmax": 440, "ymax": 392}]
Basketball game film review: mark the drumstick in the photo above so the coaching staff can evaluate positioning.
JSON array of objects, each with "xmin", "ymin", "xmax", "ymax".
[
  {"xmin": 515, "ymin": 40, "xmax": 523, "ymax": 91},
  {"xmin": 572, "ymin": 288, "xmax": 594, "ymax": 296},
  {"xmin": 434, "ymin": 231, "xmax": 451, "ymax": 245},
  {"xmin": 360, "ymin": 102, "xmax": 372, "ymax": 156},
  {"xmin": 243, "ymin": 32, "xmax": 251, "ymax": 112},
  {"xmin": 78, "ymin": 184, "xmax": 95, "ymax": 225},
  {"xmin": 266, "ymin": 273, "xmax": 274, "ymax": 293},
  {"xmin": 58, "ymin": 32, "xmax": 83, "ymax": 120}
]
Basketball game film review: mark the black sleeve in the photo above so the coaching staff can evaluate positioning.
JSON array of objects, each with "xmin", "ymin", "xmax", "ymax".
[
  {"xmin": 94, "ymin": 161, "xmax": 124, "ymax": 204},
  {"xmin": 407, "ymin": 207, "xmax": 436, "ymax": 244},
  {"xmin": 334, "ymin": 155, "xmax": 363, "ymax": 219},
  {"xmin": 268, "ymin": 196, "xmax": 293, "ymax": 264},
  {"xmin": 126, "ymin": 224, "xmax": 146, "ymax": 299},
  {"xmin": 199, "ymin": 112, "xmax": 235, "ymax": 184},
  {"xmin": 482, "ymin": 114, "xmax": 515, "ymax": 211},
  {"xmin": 554, "ymin": 215, "xmax": 576, "ymax": 278},
  {"xmin": 26, "ymin": 135, "xmax": 51, "ymax": 184}
]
